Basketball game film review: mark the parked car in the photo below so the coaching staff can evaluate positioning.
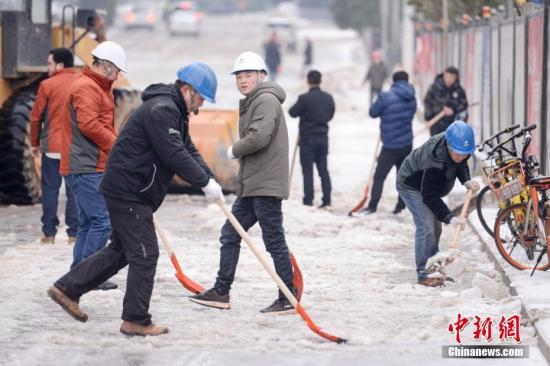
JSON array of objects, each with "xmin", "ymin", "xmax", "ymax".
[
  {"xmin": 166, "ymin": 1, "xmax": 202, "ymax": 37},
  {"xmin": 120, "ymin": 1, "xmax": 157, "ymax": 30},
  {"xmin": 265, "ymin": 17, "xmax": 297, "ymax": 53}
]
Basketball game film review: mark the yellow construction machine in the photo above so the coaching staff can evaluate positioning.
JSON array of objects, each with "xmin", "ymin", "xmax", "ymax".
[{"xmin": 0, "ymin": 1, "xmax": 238, "ymax": 205}]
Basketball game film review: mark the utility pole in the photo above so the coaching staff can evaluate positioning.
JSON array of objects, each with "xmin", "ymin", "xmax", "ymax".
[{"xmin": 442, "ymin": 0, "xmax": 449, "ymax": 67}]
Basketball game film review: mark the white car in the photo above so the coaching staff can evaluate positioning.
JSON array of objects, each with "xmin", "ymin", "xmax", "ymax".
[{"xmin": 167, "ymin": 1, "xmax": 202, "ymax": 37}]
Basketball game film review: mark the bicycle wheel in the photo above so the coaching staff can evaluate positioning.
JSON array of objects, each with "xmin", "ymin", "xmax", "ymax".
[
  {"xmin": 476, "ymin": 185, "xmax": 500, "ymax": 238},
  {"xmin": 493, "ymin": 203, "xmax": 550, "ymax": 271}
]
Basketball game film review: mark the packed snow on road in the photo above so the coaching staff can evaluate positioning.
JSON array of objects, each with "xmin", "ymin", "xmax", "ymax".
[{"xmin": 0, "ymin": 12, "xmax": 547, "ymax": 366}]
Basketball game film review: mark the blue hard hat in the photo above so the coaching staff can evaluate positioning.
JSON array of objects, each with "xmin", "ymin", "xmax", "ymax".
[
  {"xmin": 445, "ymin": 120, "xmax": 475, "ymax": 154},
  {"xmin": 176, "ymin": 62, "xmax": 217, "ymax": 103}
]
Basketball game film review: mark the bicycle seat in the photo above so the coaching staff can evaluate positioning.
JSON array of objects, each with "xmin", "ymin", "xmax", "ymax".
[{"xmin": 529, "ymin": 176, "xmax": 550, "ymax": 186}]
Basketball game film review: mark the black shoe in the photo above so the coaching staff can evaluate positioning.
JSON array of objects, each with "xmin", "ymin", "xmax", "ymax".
[
  {"xmin": 318, "ymin": 203, "xmax": 331, "ymax": 211},
  {"xmin": 392, "ymin": 206, "xmax": 405, "ymax": 215},
  {"xmin": 189, "ymin": 288, "xmax": 230, "ymax": 309},
  {"xmin": 357, "ymin": 207, "xmax": 376, "ymax": 216},
  {"xmin": 94, "ymin": 280, "xmax": 118, "ymax": 291},
  {"xmin": 260, "ymin": 297, "xmax": 295, "ymax": 314}
]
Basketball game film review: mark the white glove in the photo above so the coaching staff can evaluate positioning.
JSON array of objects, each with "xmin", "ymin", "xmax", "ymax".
[
  {"xmin": 227, "ymin": 146, "xmax": 236, "ymax": 160},
  {"xmin": 450, "ymin": 216, "xmax": 466, "ymax": 227},
  {"xmin": 201, "ymin": 178, "xmax": 224, "ymax": 202},
  {"xmin": 464, "ymin": 180, "xmax": 480, "ymax": 191}
]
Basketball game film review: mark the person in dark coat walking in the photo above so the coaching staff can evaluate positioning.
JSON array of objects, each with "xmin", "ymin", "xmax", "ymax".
[
  {"xmin": 288, "ymin": 70, "xmax": 335, "ymax": 209},
  {"xmin": 302, "ymin": 38, "xmax": 313, "ymax": 76},
  {"xmin": 396, "ymin": 121, "xmax": 480, "ymax": 287},
  {"xmin": 424, "ymin": 66, "xmax": 468, "ymax": 136},
  {"xmin": 358, "ymin": 71, "xmax": 416, "ymax": 216},
  {"xmin": 264, "ymin": 31, "xmax": 281, "ymax": 81},
  {"xmin": 363, "ymin": 50, "xmax": 389, "ymax": 105},
  {"xmin": 47, "ymin": 62, "xmax": 224, "ymax": 337}
]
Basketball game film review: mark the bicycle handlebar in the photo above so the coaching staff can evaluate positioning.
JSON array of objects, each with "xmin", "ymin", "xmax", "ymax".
[
  {"xmin": 485, "ymin": 124, "xmax": 537, "ymax": 156},
  {"xmin": 478, "ymin": 124, "xmax": 521, "ymax": 150}
]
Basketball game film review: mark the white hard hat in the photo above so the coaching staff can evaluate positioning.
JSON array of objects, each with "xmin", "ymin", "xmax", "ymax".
[
  {"xmin": 231, "ymin": 51, "xmax": 267, "ymax": 74},
  {"xmin": 91, "ymin": 41, "xmax": 128, "ymax": 73}
]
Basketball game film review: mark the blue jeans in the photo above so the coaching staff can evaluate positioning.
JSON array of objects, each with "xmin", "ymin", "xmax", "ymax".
[
  {"xmin": 300, "ymin": 135, "xmax": 331, "ymax": 206},
  {"xmin": 65, "ymin": 173, "xmax": 111, "ymax": 268},
  {"xmin": 214, "ymin": 196, "xmax": 294, "ymax": 298},
  {"xmin": 40, "ymin": 154, "xmax": 78, "ymax": 237},
  {"xmin": 396, "ymin": 181, "xmax": 442, "ymax": 280}
]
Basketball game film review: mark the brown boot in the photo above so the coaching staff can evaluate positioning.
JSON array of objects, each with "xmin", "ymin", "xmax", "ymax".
[
  {"xmin": 68, "ymin": 237, "xmax": 76, "ymax": 245},
  {"xmin": 41, "ymin": 236, "xmax": 55, "ymax": 244},
  {"xmin": 120, "ymin": 321, "xmax": 169, "ymax": 337},
  {"xmin": 417, "ymin": 277, "xmax": 445, "ymax": 287},
  {"xmin": 47, "ymin": 286, "xmax": 88, "ymax": 322}
]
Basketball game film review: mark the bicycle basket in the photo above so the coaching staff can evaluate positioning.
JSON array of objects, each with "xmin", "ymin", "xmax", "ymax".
[{"xmin": 486, "ymin": 160, "xmax": 526, "ymax": 202}]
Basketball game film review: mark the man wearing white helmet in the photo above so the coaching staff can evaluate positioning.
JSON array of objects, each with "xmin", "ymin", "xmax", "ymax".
[
  {"xmin": 59, "ymin": 41, "xmax": 127, "ymax": 290},
  {"xmin": 190, "ymin": 51, "xmax": 297, "ymax": 314}
]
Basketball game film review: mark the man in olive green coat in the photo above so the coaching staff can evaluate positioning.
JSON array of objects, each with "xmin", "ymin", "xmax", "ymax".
[{"xmin": 190, "ymin": 51, "xmax": 296, "ymax": 314}]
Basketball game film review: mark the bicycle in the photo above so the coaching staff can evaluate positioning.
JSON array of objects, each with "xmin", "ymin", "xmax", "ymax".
[
  {"xmin": 477, "ymin": 124, "xmax": 550, "ymax": 273},
  {"xmin": 476, "ymin": 124, "xmax": 530, "ymax": 239}
]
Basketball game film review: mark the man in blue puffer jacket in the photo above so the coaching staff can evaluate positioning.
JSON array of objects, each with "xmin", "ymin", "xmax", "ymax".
[{"xmin": 359, "ymin": 71, "xmax": 416, "ymax": 215}]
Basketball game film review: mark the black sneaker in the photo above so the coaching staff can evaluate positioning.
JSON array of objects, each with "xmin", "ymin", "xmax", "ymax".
[
  {"xmin": 356, "ymin": 207, "xmax": 376, "ymax": 216},
  {"xmin": 94, "ymin": 280, "xmax": 118, "ymax": 291},
  {"xmin": 189, "ymin": 288, "xmax": 230, "ymax": 309},
  {"xmin": 318, "ymin": 203, "xmax": 332, "ymax": 211},
  {"xmin": 392, "ymin": 205, "xmax": 405, "ymax": 215},
  {"xmin": 260, "ymin": 297, "xmax": 295, "ymax": 314}
]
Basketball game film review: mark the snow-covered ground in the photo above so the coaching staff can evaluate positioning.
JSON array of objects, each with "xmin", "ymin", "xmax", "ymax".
[{"xmin": 0, "ymin": 12, "xmax": 548, "ymax": 366}]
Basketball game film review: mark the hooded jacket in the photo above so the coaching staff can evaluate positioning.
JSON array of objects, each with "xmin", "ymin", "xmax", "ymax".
[
  {"xmin": 424, "ymin": 73, "xmax": 468, "ymax": 135},
  {"xmin": 30, "ymin": 68, "xmax": 79, "ymax": 153},
  {"xmin": 100, "ymin": 84, "xmax": 212, "ymax": 211},
  {"xmin": 60, "ymin": 67, "xmax": 116, "ymax": 175},
  {"xmin": 369, "ymin": 80, "xmax": 416, "ymax": 148},
  {"xmin": 232, "ymin": 81, "xmax": 289, "ymax": 199},
  {"xmin": 397, "ymin": 133, "xmax": 471, "ymax": 223}
]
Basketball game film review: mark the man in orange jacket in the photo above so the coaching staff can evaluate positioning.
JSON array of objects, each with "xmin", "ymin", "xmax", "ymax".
[
  {"xmin": 60, "ymin": 41, "xmax": 127, "ymax": 291},
  {"xmin": 31, "ymin": 48, "xmax": 79, "ymax": 245}
]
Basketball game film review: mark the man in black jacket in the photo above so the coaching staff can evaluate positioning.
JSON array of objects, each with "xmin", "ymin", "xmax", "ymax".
[
  {"xmin": 396, "ymin": 121, "xmax": 480, "ymax": 287},
  {"xmin": 424, "ymin": 66, "xmax": 468, "ymax": 136},
  {"xmin": 47, "ymin": 62, "xmax": 224, "ymax": 336},
  {"xmin": 289, "ymin": 70, "xmax": 335, "ymax": 208}
]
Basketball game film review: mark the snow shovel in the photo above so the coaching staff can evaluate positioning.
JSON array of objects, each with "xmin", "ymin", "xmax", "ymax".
[
  {"xmin": 215, "ymin": 199, "xmax": 347, "ymax": 343},
  {"xmin": 416, "ymin": 103, "xmax": 480, "ymax": 137},
  {"xmin": 416, "ymin": 110, "xmax": 446, "ymax": 136},
  {"xmin": 153, "ymin": 215, "xmax": 204, "ymax": 294},
  {"xmin": 425, "ymin": 189, "xmax": 475, "ymax": 276},
  {"xmin": 348, "ymin": 134, "xmax": 381, "ymax": 216},
  {"xmin": 288, "ymin": 135, "xmax": 300, "ymax": 190}
]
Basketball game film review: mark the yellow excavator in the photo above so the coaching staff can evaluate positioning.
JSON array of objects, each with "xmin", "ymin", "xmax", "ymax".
[{"xmin": 0, "ymin": 0, "xmax": 238, "ymax": 205}]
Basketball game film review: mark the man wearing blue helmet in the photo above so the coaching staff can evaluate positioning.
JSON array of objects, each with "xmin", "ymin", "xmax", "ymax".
[
  {"xmin": 47, "ymin": 62, "xmax": 224, "ymax": 337},
  {"xmin": 396, "ymin": 121, "xmax": 480, "ymax": 287}
]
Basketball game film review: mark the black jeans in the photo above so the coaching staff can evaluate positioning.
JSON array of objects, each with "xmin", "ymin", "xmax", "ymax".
[
  {"xmin": 214, "ymin": 196, "xmax": 294, "ymax": 299},
  {"xmin": 54, "ymin": 197, "xmax": 159, "ymax": 326},
  {"xmin": 367, "ymin": 145, "xmax": 412, "ymax": 211},
  {"xmin": 300, "ymin": 134, "xmax": 331, "ymax": 206}
]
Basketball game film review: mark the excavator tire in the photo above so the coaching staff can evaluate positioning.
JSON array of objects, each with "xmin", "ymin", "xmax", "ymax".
[{"xmin": 0, "ymin": 91, "xmax": 41, "ymax": 205}]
